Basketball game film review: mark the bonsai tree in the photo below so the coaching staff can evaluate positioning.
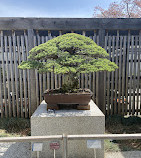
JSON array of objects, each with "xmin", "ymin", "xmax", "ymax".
[{"xmin": 18, "ymin": 33, "xmax": 118, "ymax": 92}]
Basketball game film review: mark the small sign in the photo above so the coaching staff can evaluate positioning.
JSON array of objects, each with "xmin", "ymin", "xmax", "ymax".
[
  {"xmin": 50, "ymin": 142, "xmax": 60, "ymax": 150},
  {"xmin": 87, "ymin": 140, "xmax": 102, "ymax": 149},
  {"xmin": 32, "ymin": 143, "xmax": 43, "ymax": 151}
]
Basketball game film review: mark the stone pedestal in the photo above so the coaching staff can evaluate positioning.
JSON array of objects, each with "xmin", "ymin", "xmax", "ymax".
[{"xmin": 31, "ymin": 100, "xmax": 105, "ymax": 158}]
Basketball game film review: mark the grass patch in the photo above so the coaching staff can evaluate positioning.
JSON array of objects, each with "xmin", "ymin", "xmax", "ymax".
[
  {"xmin": 0, "ymin": 129, "xmax": 20, "ymax": 137},
  {"xmin": 104, "ymin": 139, "xmax": 120, "ymax": 152},
  {"xmin": 105, "ymin": 115, "xmax": 141, "ymax": 152},
  {"xmin": 0, "ymin": 118, "xmax": 30, "ymax": 137}
]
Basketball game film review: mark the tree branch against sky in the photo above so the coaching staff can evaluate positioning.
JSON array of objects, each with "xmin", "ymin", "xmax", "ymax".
[{"xmin": 93, "ymin": 0, "xmax": 141, "ymax": 18}]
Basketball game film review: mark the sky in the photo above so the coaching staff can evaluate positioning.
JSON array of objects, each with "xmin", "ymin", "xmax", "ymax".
[{"xmin": 0, "ymin": 0, "xmax": 118, "ymax": 18}]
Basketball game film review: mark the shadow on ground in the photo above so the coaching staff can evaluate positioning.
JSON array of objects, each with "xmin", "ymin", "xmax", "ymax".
[{"xmin": 105, "ymin": 115, "xmax": 141, "ymax": 151}]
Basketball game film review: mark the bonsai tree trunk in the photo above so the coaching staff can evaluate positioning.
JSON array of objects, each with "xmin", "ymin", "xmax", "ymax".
[{"xmin": 62, "ymin": 73, "xmax": 79, "ymax": 92}]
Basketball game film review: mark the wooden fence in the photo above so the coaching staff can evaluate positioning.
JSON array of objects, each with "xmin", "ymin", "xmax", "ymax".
[{"xmin": 0, "ymin": 18, "xmax": 140, "ymax": 118}]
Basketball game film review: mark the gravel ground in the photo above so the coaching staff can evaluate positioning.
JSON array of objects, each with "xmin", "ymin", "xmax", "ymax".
[{"xmin": 0, "ymin": 142, "xmax": 31, "ymax": 158}]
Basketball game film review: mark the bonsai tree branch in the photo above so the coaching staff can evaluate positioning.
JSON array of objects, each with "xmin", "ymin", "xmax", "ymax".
[{"xmin": 18, "ymin": 33, "xmax": 118, "ymax": 92}]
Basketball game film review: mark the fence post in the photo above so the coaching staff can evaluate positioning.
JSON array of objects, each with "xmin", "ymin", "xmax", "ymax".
[
  {"xmin": 97, "ymin": 29, "xmax": 105, "ymax": 113},
  {"xmin": 28, "ymin": 29, "xmax": 37, "ymax": 115},
  {"xmin": 63, "ymin": 134, "xmax": 68, "ymax": 158}
]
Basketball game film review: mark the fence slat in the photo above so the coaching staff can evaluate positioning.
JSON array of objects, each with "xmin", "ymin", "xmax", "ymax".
[
  {"xmin": 88, "ymin": 73, "xmax": 92, "ymax": 90},
  {"xmin": 121, "ymin": 36, "xmax": 127, "ymax": 115},
  {"xmin": 118, "ymin": 36, "xmax": 123, "ymax": 114},
  {"xmin": 25, "ymin": 35, "xmax": 31, "ymax": 117},
  {"xmin": 37, "ymin": 35, "xmax": 43, "ymax": 103},
  {"xmin": 114, "ymin": 34, "xmax": 119, "ymax": 114},
  {"xmin": 0, "ymin": 66, "xmax": 3, "ymax": 118},
  {"xmin": 137, "ymin": 34, "xmax": 141, "ymax": 115},
  {"xmin": 4, "ymin": 36, "xmax": 12, "ymax": 117},
  {"xmin": 1, "ymin": 31, "xmax": 8, "ymax": 117},
  {"xmin": 133, "ymin": 36, "xmax": 138, "ymax": 115},
  {"xmin": 34, "ymin": 36, "xmax": 39, "ymax": 107},
  {"xmin": 17, "ymin": 36, "xmax": 24, "ymax": 117},
  {"xmin": 41, "ymin": 36, "xmax": 47, "ymax": 92},
  {"xmin": 107, "ymin": 36, "xmax": 112, "ymax": 115},
  {"xmin": 125, "ymin": 32, "xmax": 130, "ymax": 115},
  {"xmin": 45, "ymin": 36, "xmax": 51, "ymax": 90},
  {"xmin": 13, "ymin": 32, "xmax": 19, "ymax": 117},
  {"xmin": 92, "ymin": 72, "xmax": 96, "ymax": 103},
  {"xmin": 8, "ymin": 36, "xmax": 15, "ymax": 117},
  {"xmin": 129, "ymin": 36, "xmax": 134, "ymax": 115},
  {"xmin": 110, "ymin": 36, "xmax": 115, "ymax": 115},
  {"xmin": 81, "ymin": 74, "xmax": 84, "ymax": 89},
  {"xmin": 21, "ymin": 36, "xmax": 28, "ymax": 118},
  {"xmin": 85, "ymin": 74, "xmax": 88, "ymax": 88},
  {"xmin": 103, "ymin": 35, "xmax": 108, "ymax": 115},
  {"xmin": 96, "ymin": 72, "xmax": 99, "ymax": 105}
]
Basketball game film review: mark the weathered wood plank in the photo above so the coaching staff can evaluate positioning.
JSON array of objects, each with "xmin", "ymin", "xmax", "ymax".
[
  {"xmin": 85, "ymin": 74, "xmax": 88, "ymax": 88},
  {"xmin": 110, "ymin": 36, "xmax": 115, "ymax": 115},
  {"xmin": 33, "ymin": 36, "xmax": 39, "ymax": 107},
  {"xmin": 118, "ymin": 36, "xmax": 123, "ymax": 114},
  {"xmin": 58, "ymin": 74, "xmax": 61, "ymax": 88},
  {"xmin": 92, "ymin": 72, "xmax": 96, "ymax": 102},
  {"xmin": 88, "ymin": 73, "xmax": 92, "ymax": 91},
  {"xmin": 137, "ymin": 33, "xmax": 141, "ymax": 115},
  {"xmin": 92, "ymin": 32, "xmax": 97, "ymax": 102},
  {"xmin": 21, "ymin": 35, "xmax": 28, "ymax": 118},
  {"xmin": 37, "ymin": 34, "xmax": 43, "ymax": 103},
  {"xmin": 45, "ymin": 36, "xmax": 51, "ymax": 90},
  {"xmin": 8, "ymin": 36, "xmax": 15, "ymax": 117},
  {"xmin": 132, "ymin": 36, "xmax": 137, "ymax": 115},
  {"xmin": 17, "ymin": 36, "xmax": 24, "ymax": 118},
  {"xmin": 121, "ymin": 36, "xmax": 127, "ymax": 115},
  {"xmin": 0, "ymin": 64, "xmax": 3, "ymax": 118},
  {"xmin": 96, "ymin": 72, "xmax": 99, "ymax": 105},
  {"xmin": 1, "ymin": 18, "xmax": 141, "ymax": 30},
  {"xmin": 27, "ymin": 29, "xmax": 36, "ymax": 115},
  {"xmin": 125, "ymin": 31, "xmax": 130, "ymax": 115},
  {"xmin": 81, "ymin": 73, "xmax": 84, "ymax": 89},
  {"xmin": 107, "ymin": 36, "xmax": 112, "ymax": 115},
  {"xmin": 13, "ymin": 31, "xmax": 19, "ymax": 117},
  {"xmin": 114, "ymin": 31, "xmax": 119, "ymax": 114},
  {"xmin": 41, "ymin": 36, "xmax": 47, "ymax": 92},
  {"xmin": 1, "ymin": 31, "xmax": 8, "ymax": 117},
  {"xmin": 51, "ymin": 71, "xmax": 54, "ymax": 89},
  {"xmin": 58, "ymin": 31, "xmax": 62, "ymax": 89},
  {"xmin": 25, "ymin": 35, "xmax": 31, "ymax": 117},
  {"xmin": 4, "ymin": 36, "xmax": 11, "ymax": 117},
  {"xmin": 129, "ymin": 36, "xmax": 134, "ymax": 115},
  {"xmin": 103, "ymin": 35, "xmax": 108, "ymax": 115}
]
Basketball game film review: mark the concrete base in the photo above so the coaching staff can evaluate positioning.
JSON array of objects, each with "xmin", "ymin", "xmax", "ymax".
[{"xmin": 31, "ymin": 100, "xmax": 105, "ymax": 158}]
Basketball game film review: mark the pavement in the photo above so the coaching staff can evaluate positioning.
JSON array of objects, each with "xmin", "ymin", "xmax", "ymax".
[
  {"xmin": 105, "ymin": 151, "xmax": 141, "ymax": 158},
  {"xmin": 0, "ymin": 142, "xmax": 140, "ymax": 158},
  {"xmin": 0, "ymin": 142, "xmax": 30, "ymax": 158}
]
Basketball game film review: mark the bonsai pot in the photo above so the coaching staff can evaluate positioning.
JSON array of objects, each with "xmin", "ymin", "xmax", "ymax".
[{"xmin": 43, "ymin": 89, "xmax": 93, "ymax": 110}]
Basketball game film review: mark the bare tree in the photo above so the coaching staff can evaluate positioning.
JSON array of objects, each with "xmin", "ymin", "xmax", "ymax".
[{"xmin": 93, "ymin": 0, "xmax": 141, "ymax": 18}]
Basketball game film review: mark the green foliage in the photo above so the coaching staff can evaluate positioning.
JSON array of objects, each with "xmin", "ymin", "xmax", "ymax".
[
  {"xmin": 18, "ymin": 33, "xmax": 118, "ymax": 74},
  {"xmin": 18, "ymin": 33, "xmax": 118, "ymax": 90}
]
